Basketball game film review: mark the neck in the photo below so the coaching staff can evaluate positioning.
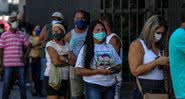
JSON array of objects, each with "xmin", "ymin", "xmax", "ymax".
[
  {"xmin": 74, "ymin": 28, "xmax": 86, "ymax": 34},
  {"xmin": 94, "ymin": 40, "xmax": 105, "ymax": 45},
  {"xmin": 10, "ymin": 28, "xmax": 17, "ymax": 33},
  {"xmin": 53, "ymin": 39, "xmax": 65, "ymax": 45},
  {"xmin": 181, "ymin": 23, "xmax": 185, "ymax": 29}
]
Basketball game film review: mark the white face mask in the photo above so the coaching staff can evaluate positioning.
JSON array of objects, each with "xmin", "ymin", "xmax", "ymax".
[
  {"xmin": 11, "ymin": 21, "xmax": 18, "ymax": 29},
  {"xmin": 154, "ymin": 33, "xmax": 162, "ymax": 42},
  {"xmin": 52, "ymin": 20, "xmax": 61, "ymax": 25}
]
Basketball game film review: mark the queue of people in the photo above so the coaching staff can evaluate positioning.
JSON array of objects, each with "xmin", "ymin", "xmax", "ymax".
[{"xmin": 0, "ymin": 8, "xmax": 185, "ymax": 99}]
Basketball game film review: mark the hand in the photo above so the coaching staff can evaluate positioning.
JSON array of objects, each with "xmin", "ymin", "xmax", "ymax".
[
  {"xmin": 96, "ymin": 69, "xmax": 113, "ymax": 75},
  {"xmin": 68, "ymin": 52, "xmax": 76, "ymax": 65},
  {"xmin": 155, "ymin": 56, "xmax": 169, "ymax": 66}
]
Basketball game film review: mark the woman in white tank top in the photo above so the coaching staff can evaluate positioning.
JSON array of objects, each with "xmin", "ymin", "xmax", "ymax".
[{"xmin": 128, "ymin": 15, "xmax": 169, "ymax": 99}]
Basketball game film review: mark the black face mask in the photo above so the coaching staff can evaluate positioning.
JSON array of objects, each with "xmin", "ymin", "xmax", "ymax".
[{"xmin": 50, "ymin": 33, "xmax": 65, "ymax": 41}]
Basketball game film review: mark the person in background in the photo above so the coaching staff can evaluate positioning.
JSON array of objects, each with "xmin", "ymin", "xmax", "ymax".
[
  {"xmin": 65, "ymin": 9, "xmax": 90, "ymax": 99},
  {"xmin": 44, "ymin": 24, "xmax": 75, "ymax": 99},
  {"xmin": 0, "ymin": 23, "xmax": 5, "ymax": 81},
  {"xmin": 100, "ymin": 16, "xmax": 123, "ymax": 99},
  {"xmin": 75, "ymin": 20, "xmax": 122, "ymax": 99},
  {"xmin": 0, "ymin": 13, "xmax": 31, "ymax": 99},
  {"xmin": 29, "ymin": 25, "xmax": 43, "ymax": 97},
  {"xmin": 37, "ymin": 11, "xmax": 64, "ymax": 95},
  {"xmin": 169, "ymin": 11, "xmax": 185, "ymax": 99},
  {"xmin": 0, "ymin": 24, "xmax": 5, "ymax": 35},
  {"xmin": 128, "ymin": 15, "xmax": 169, "ymax": 99}
]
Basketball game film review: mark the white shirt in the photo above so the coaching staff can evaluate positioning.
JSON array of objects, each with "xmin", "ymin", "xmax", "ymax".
[
  {"xmin": 75, "ymin": 43, "xmax": 122, "ymax": 86},
  {"xmin": 138, "ymin": 39, "xmax": 164, "ymax": 80},
  {"xmin": 44, "ymin": 41, "xmax": 70, "ymax": 80}
]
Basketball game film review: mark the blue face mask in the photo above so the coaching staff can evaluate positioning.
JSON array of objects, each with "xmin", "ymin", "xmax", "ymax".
[
  {"xmin": 74, "ymin": 20, "xmax": 87, "ymax": 29},
  {"xmin": 93, "ymin": 32, "xmax": 106, "ymax": 42},
  {"xmin": 35, "ymin": 29, "xmax": 41, "ymax": 36}
]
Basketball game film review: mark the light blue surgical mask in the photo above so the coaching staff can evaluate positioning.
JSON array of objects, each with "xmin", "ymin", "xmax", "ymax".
[{"xmin": 93, "ymin": 32, "xmax": 106, "ymax": 42}]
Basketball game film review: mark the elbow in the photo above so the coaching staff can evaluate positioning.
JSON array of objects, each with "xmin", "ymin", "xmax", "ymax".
[{"xmin": 131, "ymin": 70, "xmax": 140, "ymax": 77}]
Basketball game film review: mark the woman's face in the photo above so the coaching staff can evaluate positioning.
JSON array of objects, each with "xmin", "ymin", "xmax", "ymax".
[
  {"xmin": 156, "ymin": 26, "xmax": 165, "ymax": 34},
  {"xmin": 93, "ymin": 24, "xmax": 106, "ymax": 34},
  {"xmin": 92, "ymin": 23, "xmax": 106, "ymax": 44},
  {"xmin": 52, "ymin": 26, "xmax": 64, "ymax": 34},
  {"xmin": 154, "ymin": 26, "xmax": 165, "ymax": 42}
]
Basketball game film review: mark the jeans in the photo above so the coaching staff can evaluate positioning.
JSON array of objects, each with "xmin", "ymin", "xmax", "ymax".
[
  {"xmin": 40, "ymin": 58, "xmax": 46, "ymax": 80},
  {"xmin": 2, "ymin": 67, "xmax": 26, "ymax": 99},
  {"xmin": 84, "ymin": 82, "xmax": 115, "ymax": 99},
  {"xmin": 31, "ymin": 57, "xmax": 42, "ymax": 94}
]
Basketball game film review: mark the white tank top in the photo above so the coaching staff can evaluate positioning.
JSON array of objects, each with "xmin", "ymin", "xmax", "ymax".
[
  {"xmin": 138, "ymin": 39, "xmax": 164, "ymax": 80},
  {"xmin": 106, "ymin": 33, "xmax": 123, "ymax": 60}
]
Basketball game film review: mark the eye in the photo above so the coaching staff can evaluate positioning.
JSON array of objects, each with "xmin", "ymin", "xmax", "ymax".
[{"xmin": 156, "ymin": 32, "xmax": 163, "ymax": 34}]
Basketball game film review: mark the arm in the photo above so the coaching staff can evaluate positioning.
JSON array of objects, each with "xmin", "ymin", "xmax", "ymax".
[
  {"xmin": 68, "ymin": 51, "xmax": 76, "ymax": 65},
  {"xmin": 0, "ymin": 48, "xmax": 3, "ymax": 67},
  {"xmin": 64, "ymin": 32, "xmax": 71, "ymax": 43},
  {"xmin": 32, "ymin": 25, "xmax": 48, "ymax": 48},
  {"xmin": 75, "ymin": 67, "xmax": 112, "ymax": 76},
  {"xmin": 128, "ymin": 40, "xmax": 168, "ymax": 77},
  {"xmin": 47, "ymin": 47, "xmax": 68, "ymax": 66},
  {"xmin": 109, "ymin": 36, "xmax": 121, "ymax": 53}
]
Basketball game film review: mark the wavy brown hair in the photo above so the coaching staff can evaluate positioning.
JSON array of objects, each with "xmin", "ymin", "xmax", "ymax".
[{"xmin": 139, "ymin": 15, "xmax": 168, "ymax": 50}]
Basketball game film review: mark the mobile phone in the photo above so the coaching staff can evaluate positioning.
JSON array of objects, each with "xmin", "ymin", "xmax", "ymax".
[{"xmin": 107, "ymin": 66, "xmax": 120, "ymax": 74}]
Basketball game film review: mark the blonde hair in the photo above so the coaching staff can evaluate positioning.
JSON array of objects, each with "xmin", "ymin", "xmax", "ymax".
[{"xmin": 139, "ymin": 15, "xmax": 168, "ymax": 49}]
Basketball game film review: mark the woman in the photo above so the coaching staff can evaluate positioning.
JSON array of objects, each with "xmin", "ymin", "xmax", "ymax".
[
  {"xmin": 29, "ymin": 25, "xmax": 43, "ymax": 96},
  {"xmin": 128, "ymin": 15, "xmax": 169, "ymax": 99},
  {"xmin": 75, "ymin": 20, "xmax": 122, "ymax": 99},
  {"xmin": 44, "ymin": 24, "xmax": 75, "ymax": 99}
]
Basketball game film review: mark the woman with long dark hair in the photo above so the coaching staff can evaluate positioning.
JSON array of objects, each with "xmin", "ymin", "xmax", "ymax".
[{"xmin": 75, "ymin": 20, "xmax": 122, "ymax": 99}]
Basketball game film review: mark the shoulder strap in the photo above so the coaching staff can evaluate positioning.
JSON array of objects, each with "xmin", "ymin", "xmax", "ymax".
[
  {"xmin": 136, "ymin": 78, "xmax": 144, "ymax": 95},
  {"xmin": 106, "ymin": 33, "xmax": 116, "ymax": 44},
  {"xmin": 138, "ymin": 39, "xmax": 148, "ymax": 53}
]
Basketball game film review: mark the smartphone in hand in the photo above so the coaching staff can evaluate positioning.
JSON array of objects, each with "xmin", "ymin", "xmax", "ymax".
[{"xmin": 107, "ymin": 66, "xmax": 120, "ymax": 74}]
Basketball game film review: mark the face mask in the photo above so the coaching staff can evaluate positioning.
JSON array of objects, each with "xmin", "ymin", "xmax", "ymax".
[
  {"xmin": 51, "ymin": 33, "xmax": 65, "ymax": 40},
  {"xmin": 52, "ymin": 20, "xmax": 61, "ymax": 25},
  {"xmin": 93, "ymin": 32, "xmax": 106, "ymax": 42},
  {"xmin": 154, "ymin": 33, "xmax": 162, "ymax": 42},
  {"xmin": 0, "ymin": 29, "xmax": 4, "ymax": 33},
  {"xmin": 74, "ymin": 20, "xmax": 87, "ymax": 29},
  {"xmin": 10, "ymin": 21, "xmax": 18, "ymax": 29},
  {"xmin": 35, "ymin": 29, "xmax": 41, "ymax": 36}
]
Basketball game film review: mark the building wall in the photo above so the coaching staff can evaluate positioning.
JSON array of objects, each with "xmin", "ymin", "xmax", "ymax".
[
  {"xmin": 0, "ymin": 0, "xmax": 8, "ymax": 14},
  {"xmin": 25, "ymin": 0, "xmax": 101, "ymax": 30}
]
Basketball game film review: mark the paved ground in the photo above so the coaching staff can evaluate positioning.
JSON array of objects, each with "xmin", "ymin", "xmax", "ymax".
[
  {"xmin": 0, "ymin": 81, "xmax": 133, "ymax": 99},
  {"xmin": 0, "ymin": 82, "xmax": 46, "ymax": 99}
]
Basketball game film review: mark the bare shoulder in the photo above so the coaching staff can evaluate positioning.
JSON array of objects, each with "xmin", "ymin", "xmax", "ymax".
[
  {"xmin": 110, "ymin": 36, "xmax": 121, "ymax": 44},
  {"xmin": 65, "ymin": 32, "xmax": 71, "ymax": 43},
  {"xmin": 129, "ymin": 40, "xmax": 144, "ymax": 53}
]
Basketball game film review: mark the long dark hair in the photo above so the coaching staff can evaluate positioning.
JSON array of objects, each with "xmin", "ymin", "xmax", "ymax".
[{"xmin": 84, "ymin": 20, "xmax": 106, "ymax": 69}]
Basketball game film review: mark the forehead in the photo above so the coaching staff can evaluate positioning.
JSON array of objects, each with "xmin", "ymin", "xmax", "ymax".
[
  {"xmin": 52, "ymin": 26, "xmax": 61, "ymax": 31},
  {"xmin": 94, "ymin": 24, "xmax": 104, "ymax": 29},
  {"xmin": 75, "ymin": 12, "xmax": 85, "ymax": 17},
  {"xmin": 156, "ymin": 26, "xmax": 165, "ymax": 32}
]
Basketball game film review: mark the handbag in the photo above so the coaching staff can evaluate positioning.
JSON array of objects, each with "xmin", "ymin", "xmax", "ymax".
[
  {"xmin": 136, "ymin": 78, "xmax": 169, "ymax": 99},
  {"xmin": 49, "ymin": 65, "xmax": 62, "ymax": 90}
]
